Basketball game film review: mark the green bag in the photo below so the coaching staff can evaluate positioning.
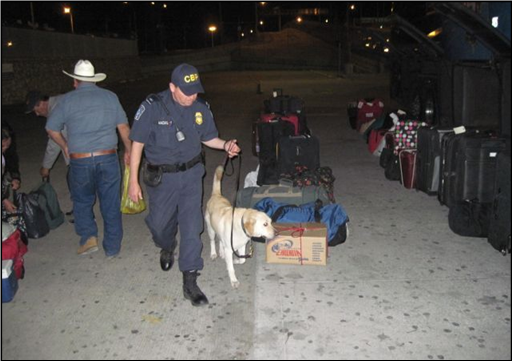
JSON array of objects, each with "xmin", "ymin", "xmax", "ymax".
[
  {"xmin": 31, "ymin": 180, "xmax": 64, "ymax": 230},
  {"xmin": 236, "ymin": 182, "xmax": 331, "ymax": 209},
  {"xmin": 121, "ymin": 166, "xmax": 146, "ymax": 215}
]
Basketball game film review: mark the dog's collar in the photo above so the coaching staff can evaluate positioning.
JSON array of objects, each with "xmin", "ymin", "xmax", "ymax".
[{"xmin": 240, "ymin": 215, "xmax": 251, "ymax": 238}]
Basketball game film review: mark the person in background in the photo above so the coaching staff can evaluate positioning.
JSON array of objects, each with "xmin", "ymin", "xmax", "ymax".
[
  {"xmin": 25, "ymin": 90, "xmax": 68, "ymax": 179},
  {"xmin": 2, "ymin": 127, "xmax": 27, "ymax": 237},
  {"xmin": 46, "ymin": 59, "xmax": 131, "ymax": 259},
  {"xmin": 1, "ymin": 121, "xmax": 21, "ymax": 192}
]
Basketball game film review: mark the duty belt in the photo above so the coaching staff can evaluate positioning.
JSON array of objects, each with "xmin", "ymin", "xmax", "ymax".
[{"xmin": 147, "ymin": 153, "xmax": 203, "ymax": 173}]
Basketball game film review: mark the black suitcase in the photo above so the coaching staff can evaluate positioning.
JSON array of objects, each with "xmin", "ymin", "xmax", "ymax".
[
  {"xmin": 439, "ymin": 132, "xmax": 505, "ymax": 208},
  {"xmin": 257, "ymin": 121, "xmax": 295, "ymax": 185},
  {"xmin": 416, "ymin": 127, "xmax": 454, "ymax": 195},
  {"xmin": 264, "ymin": 96, "xmax": 304, "ymax": 114},
  {"xmin": 347, "ymin": 102, "xmax": 358, "ymax": 130},
  {"xmin": 453, "ymin": 65, "xmax": 501, "ymax": 129},
  {"xmin": 488, "ymin": 146, "xmax": 511, "ymax": 254},
  {"xmin": 438, "ymin": 132, "xmax": 459, "ymax": 205},
  {"xmin": 278, "ymin": 135, "xmax": 320, "ymax": 175}
]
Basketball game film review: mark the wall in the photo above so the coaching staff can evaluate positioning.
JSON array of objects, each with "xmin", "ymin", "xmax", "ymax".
[{"xmin": 2, "ymin": 27, "xmax": 140, "ymax": 105}]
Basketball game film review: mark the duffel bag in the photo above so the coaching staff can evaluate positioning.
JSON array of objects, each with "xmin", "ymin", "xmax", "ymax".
[{"xmin": 236, "ymin": 184, "xmax": 331, "ymax": 209}]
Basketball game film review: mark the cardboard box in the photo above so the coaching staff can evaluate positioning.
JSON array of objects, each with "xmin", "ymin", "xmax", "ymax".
[{"xmin": 266, "ymin": 223, "xmax": 328, "ymax": 266}]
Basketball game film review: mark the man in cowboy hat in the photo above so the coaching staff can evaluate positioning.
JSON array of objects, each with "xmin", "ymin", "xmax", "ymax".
[{"xmin": 46, "ymin": 59, "xmax": 132, "ymax": 259}]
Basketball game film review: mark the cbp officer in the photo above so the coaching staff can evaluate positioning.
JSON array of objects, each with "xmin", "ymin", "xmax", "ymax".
[{"xmin": 129, "ymin": 63, "xmax": 240, "ymax": 307}]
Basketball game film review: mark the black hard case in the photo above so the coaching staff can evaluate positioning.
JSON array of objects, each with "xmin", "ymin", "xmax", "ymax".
[{"xmin": 277, "ymin": 135, "xmax": 320, "ymax": 175}]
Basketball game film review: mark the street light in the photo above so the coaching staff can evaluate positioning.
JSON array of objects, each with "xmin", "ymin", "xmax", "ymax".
[
  {"xmin": 63, "ymin": 6, "xmax": 74, "ymax": 34},
  {"xmin": 208, "ymin": 25, "xmax": 217, "ymax": 47}
]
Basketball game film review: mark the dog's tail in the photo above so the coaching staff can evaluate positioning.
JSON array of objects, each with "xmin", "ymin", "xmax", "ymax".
[{"xmin": 212, "ymin": 165, "xmax": 224, "ymax": 196}]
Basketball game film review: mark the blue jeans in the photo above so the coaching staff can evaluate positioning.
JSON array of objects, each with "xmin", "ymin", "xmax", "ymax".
[{"xmin": 69, "ymin": 153, "xmax": 122, "ymax": 256}]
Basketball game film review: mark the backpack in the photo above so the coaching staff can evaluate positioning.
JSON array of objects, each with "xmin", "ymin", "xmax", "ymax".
[{"xmin": 31, "ymin": 180, "xmax": 64, "ymax": 230}]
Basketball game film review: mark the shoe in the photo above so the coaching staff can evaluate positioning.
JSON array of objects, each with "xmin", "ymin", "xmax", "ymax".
[
  {"xmin": 183, "ymin": 271, "xmax": 209, "ymax": 307},
  {"xmin": 160, "ymin": 249, "xmax": 174, "ymax": 271},
  {"xmin": 106, "ymin": 253, "xmax": 119, "ymax": 260},
  {"xmin": 77, "ymin": 236, "xmax": 99, "ymax": 256},
  {"xmin": 66, "ymin": 210, "xmax": 74, "ymax": 224}
]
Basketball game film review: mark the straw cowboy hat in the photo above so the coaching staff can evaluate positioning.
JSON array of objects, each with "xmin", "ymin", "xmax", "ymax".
[{"xmin": 63, "ymin": 60, "xmax": 107, "ymax": 82}]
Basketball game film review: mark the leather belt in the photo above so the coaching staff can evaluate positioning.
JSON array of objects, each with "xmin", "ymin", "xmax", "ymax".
[
  {"xmin": 147, "ymin": 153, "xmax": 203, "ymax": 173},
  {"xmin": 70, "ymin": 149, "xmax": 116, "ymax": 159}
]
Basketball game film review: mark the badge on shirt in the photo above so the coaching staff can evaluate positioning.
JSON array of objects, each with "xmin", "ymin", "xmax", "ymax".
[
  {"xmin": 135, "ymin": 105, "xmax": 145, "ymax": 121},
  {"xmin": 195, "ymin": 112, "xmax": 203, "ymax": 125}
]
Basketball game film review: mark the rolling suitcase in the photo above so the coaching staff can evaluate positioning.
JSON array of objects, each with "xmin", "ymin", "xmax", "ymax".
[
  {"xmin": 488, "ymin": 147, "xmax": 511, "ymax": 254},
  {"xmin": 399, "ymin": 149, "xmax": 417, "ymax": 189},
  {"xmin": 253, "ymin": 114, "xmax": 309, "ymax": 156},
  {"xmin": 278, "ymin": 135, "xmax": 320, "ymax": 175},
  {"xmin": 257, "ymin": 120, "xmax": 295, "ymax": 185},
  {"xmin": 416, "ymin": 127, "xmax": 454, "ymax": 195},
  {"xmin": 439, "ymin": 132, "xmax": 506, "ymax": 208}
]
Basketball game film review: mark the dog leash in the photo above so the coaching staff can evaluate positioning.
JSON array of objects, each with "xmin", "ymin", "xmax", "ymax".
[{"xmin": 223, "ymin": 142, "xmax": 253, "ymax": 259}]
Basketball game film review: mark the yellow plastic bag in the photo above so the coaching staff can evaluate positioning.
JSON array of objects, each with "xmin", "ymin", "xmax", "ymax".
[{"xmin": 121, "ymin": 166, "xmax": 146, "ymax": 214}]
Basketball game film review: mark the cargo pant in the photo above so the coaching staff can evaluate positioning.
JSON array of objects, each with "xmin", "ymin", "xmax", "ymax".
[{"xmin": 144, "ymin": 163, "xmax": 205, "ymax": 272}]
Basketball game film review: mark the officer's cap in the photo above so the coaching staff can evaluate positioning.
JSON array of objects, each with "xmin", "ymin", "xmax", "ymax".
[{"xmin": 171, "ymin": 63, "xmax": 204, "ymax": 96}]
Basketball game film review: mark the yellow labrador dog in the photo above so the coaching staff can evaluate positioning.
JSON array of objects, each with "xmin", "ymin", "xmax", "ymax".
[{"xmin": 205, "ymin": 166, "xmax": 275, "ymax": 288}]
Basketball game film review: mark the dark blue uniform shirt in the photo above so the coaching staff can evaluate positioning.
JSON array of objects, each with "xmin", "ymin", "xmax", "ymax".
[{"xmin": 130, "ymin": 89, "xmax": 218, "ymax": 165}]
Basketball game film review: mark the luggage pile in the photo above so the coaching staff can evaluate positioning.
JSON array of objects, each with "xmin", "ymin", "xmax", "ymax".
[
  {"xmin": 349, "ymin": 99, "xmax": 511, "ymax": 255},
  {"xmin": 241, "ymin": 89, "xmax": 350, "ymax": 260},
  {"xmin": 252, "ymin": 88, "xmax": 316, "ymax": 186}
]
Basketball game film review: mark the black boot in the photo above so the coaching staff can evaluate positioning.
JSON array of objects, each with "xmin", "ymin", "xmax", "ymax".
[
  {"xmin": 160, "ymin": 249, "xmax": 174, "ymax": 271},
  {"xmin": 183, "ymin": 271, "xmax": 209, "ymax": 307}
]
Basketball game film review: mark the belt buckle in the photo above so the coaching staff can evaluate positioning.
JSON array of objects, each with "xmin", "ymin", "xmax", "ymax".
[{"xmin": 177, "ymin": 163, "xmax": 187, "ymax": 172}]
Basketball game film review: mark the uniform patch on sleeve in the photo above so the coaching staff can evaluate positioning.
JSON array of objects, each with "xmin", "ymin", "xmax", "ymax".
[{"xmin": 134, "ymin": 105, "xmax": 145, "ymax": 121}]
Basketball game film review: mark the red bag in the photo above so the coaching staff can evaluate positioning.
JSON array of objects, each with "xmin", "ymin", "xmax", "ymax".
[
  {"xmin": 399, "ymin": 149, "xmax": 417, "ymax": 189},
  {"xmin": 2, "ymin": 228, "xmax": 28, "ymax": 279},
  {"xmin": 368, "ymin": 129, "xmax": 387, "ymax": 154},
  {"xmin": 356, "ymin": 99, "xmax": 384, "ymax": 132},
  {"xmin": 260, "ymin": 113, "xmax": 300, "ymax": 135}
]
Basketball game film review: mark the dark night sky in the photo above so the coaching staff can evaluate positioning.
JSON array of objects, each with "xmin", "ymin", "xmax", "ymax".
[{"xmin": 1, "ymin": 2, "xmax": 428, "ymax": 51}]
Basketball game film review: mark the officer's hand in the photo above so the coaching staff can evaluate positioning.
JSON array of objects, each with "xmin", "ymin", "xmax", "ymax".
[
  {"xmin": 128, "ymin": 182, "xmax": 143, "ymax": 203},
  {"xmin": 224, "ymin": 139, "xmax": 241, "ymax": 159}
]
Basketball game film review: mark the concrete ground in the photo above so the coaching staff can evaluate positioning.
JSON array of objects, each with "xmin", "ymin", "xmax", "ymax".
[{"xmin": 1, "ymin": 71, "xmax": 510, "ymax": 360}]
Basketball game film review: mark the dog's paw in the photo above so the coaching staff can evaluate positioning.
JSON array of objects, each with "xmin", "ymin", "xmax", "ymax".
[
  {"xmin": 233, "ymin": 258, "xmax": 246, "ymax": 265},
  {"xmin": 231, "ymin": 280, "xmax": 240, "ymax": 289},
  {"xmin": 210, "ymin": 253, "xmax": 218, "ymax": 261}
]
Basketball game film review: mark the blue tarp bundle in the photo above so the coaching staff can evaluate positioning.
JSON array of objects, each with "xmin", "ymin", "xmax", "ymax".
[{"xmin": 253, "ymin": 198, "xmax": 349, "ymax": 246}]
